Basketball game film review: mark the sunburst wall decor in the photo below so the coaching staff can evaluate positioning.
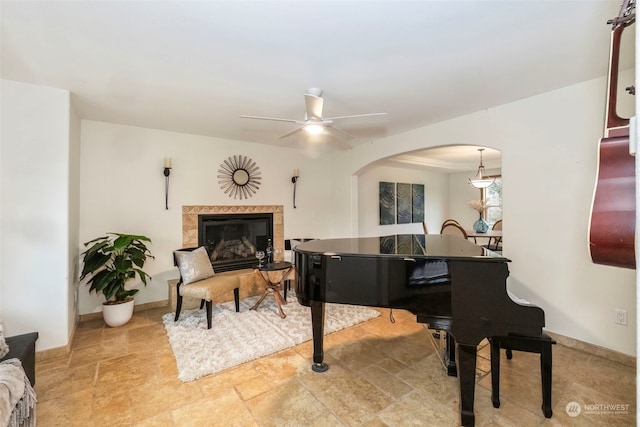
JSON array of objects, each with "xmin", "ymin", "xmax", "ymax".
[{"xmin": 218, "ymin": 155, "xmax": 262, "ymax": 199}]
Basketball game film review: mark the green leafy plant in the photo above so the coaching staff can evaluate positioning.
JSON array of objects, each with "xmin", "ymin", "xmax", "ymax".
[{"xmin": 80, "ymin": 233, "xmax": 154, "ymax": 304}]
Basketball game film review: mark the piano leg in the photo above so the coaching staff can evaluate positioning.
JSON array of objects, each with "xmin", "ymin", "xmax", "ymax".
[
  {"xmin": 310, "ymin": 300, "xmax": 329, "ymax": 372},
  {"xmin": 445, "ymin": 333, "xmax": 457, "ymax": 377},
  {"xmin": 456, "ymin": 343, "xmax": 477, "ymax": 427}
]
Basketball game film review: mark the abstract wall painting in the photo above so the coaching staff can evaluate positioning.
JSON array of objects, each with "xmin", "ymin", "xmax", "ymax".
[
  {"xmin": 379, "ymin": 181, "xmax": 425, "ymax": 225},
  {"xmin": 412, "ymin": 183, "xmax": 425, "ymax": 223},
  {"xmin": 379, "ymin": 182, "xmax": 396, "ymax": 225},
  {"xmin": 396, "ymin": 183, "xmax": 412, "ymax": 224}
]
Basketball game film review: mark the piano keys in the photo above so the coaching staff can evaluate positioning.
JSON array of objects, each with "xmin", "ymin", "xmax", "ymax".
[{"xmin": 294, "ymin": 234, "xmax": 545, "ymax": 427}]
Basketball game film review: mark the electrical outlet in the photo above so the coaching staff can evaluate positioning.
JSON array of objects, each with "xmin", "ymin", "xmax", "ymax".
[{"xmin": 615, "ymin": 309, "xmax": 628, "ymax": 326}]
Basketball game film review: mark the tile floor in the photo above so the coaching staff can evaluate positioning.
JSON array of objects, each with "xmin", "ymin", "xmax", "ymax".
[{"xmin": 34, "ymin": 306, "xmax": 635, "ymax": 426}]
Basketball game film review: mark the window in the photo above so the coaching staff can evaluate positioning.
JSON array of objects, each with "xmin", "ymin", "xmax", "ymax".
[{"xmin": 482, "ymin": 176, "xmax": 502, "ymax": 226}]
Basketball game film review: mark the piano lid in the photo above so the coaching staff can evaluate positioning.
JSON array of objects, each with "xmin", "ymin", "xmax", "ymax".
[{"xmin": 294, "ymin": 234, "xmax": 509, "ymax": 262}]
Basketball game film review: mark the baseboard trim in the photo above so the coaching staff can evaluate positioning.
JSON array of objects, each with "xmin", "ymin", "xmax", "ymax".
[
  {"xmin": 547, "ymin": 331, "xmax": 636, "ymax": 368},
  {"xmin": 78, "ymin": 299, "xmax": 169, "ymax": 323},
  {"xmin": 37, "ymin": 300, "xmax": 169, "ymax": 362},
  {"xmin": 37, "ymin": 304, "xmax": 636, "ymax": 369}
]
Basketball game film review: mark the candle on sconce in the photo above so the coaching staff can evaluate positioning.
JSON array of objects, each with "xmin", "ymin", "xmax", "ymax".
[
  {"xmin": 164, "ymin": 157, "xmax": 172, "ymax": 169},
  {"xmin": 292, "ymin": 168, "xmax": 300, "ymax": 208}
]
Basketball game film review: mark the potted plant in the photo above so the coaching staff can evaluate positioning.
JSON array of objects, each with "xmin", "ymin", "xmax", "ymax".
[{"xmin": 80, "ymin": 233, "xmax": 154, "ymax": 327}]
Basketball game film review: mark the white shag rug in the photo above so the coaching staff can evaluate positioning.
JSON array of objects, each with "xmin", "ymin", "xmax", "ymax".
[{"xmin": 162, "ymin": 292, "xmax": 380, "ymax": 382}]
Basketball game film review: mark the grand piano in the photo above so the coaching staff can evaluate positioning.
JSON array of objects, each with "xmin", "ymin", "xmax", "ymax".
[{"xmin": 294, "ymin": 234, "xmax": 545, "ymax": 427}]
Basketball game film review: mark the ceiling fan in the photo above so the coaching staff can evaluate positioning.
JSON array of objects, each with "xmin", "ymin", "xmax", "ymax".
[{"xmin": 240, "ymin": 88, "xmax": 387, "ymax": 147}]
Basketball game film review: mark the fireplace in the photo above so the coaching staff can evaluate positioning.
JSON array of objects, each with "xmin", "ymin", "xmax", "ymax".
[{"xmin": 198, "ymin": 213, "xmax": 273, "ymax": 272}]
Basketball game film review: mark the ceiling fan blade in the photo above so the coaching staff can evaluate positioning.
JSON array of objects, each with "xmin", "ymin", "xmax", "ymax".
[
  {"xmin": 325, "ymin": 125, "xmax": 354, "ymax": 140},
  {"xmin": 324, "ymin": 112, "xmax": 387, "ymax": 121},
  {"xmin": 240, "ymin": 115, "xmax": 297, "ymax": 123},
  {"xmin": 278, "ymin": 127, "xmax": 305, "ymax": 139},
  {"xmin": 304, "ymin": 94, "xmax": 324, "ymax": 120}
]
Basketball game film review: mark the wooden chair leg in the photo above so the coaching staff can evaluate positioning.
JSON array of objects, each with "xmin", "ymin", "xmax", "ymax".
[
  {"xmin": 205, "ymin": 300, "xmax": 213, "ymax": 329},
  {"xmin": 234, "ymin": 288, "xmax": 240, "ymax": 312},
  {"xmin": 174, "ymin": 293, "xmax": 183, "ymax": 322}
]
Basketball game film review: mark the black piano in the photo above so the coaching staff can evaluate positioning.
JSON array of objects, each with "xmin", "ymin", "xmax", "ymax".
[{"xmin": 294, "ymin": 234, "xmax": 545, "ymax": 427}]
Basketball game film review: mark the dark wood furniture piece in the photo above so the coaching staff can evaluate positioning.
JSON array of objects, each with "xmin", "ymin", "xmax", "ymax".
[
  {"xmin": 294, "ymin": 234, "xmax": 547, "ymax": 427},
  {"xmin": 2, "ymin": 332, "xmax": 39, "ymax": 386},
  {"xmin": 490, "ymin": 333, "xmax": 556, "ymax": 419}
]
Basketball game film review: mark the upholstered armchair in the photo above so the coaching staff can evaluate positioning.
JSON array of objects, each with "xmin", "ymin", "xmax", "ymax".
[{"xmin": 173, "ymin": 247, "xmax": 240, "ymax": 329}]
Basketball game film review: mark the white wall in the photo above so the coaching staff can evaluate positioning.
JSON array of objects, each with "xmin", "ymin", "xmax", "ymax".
[
  {"xmin": 78, "ymin": 70, "xmax": 636, "ymax": 355},
  {"xmin": 357, "ymin": 165, "xmax": 449, "ymax": 236},
  {"xmin": 0, "ymin": 80, "xmax": 75, "ymax": 350},
  {"xmin": 3, "ymin": 69, "xmax": 636, "ymax": 356},
  {"xmin": 77, "ymin": 121, "xmax": 338, "ymax": 314},
  {"xmin": 338, "ymin": 71, "xmax": 636, "ymax": 356},
  {"xmin": 68, "ymin": 102, "xmax": 81, "ymax": 337}
]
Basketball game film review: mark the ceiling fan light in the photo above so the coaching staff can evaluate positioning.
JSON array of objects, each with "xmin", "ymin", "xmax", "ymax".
[{"xmin": 304, "ymin": 124, "xmax": 324, "ymax": 135}]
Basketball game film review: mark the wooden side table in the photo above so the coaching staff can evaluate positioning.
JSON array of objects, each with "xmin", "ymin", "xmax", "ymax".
[{"xmin": 251, "ymin": 261, "xmax": 293, "ymax": 318}]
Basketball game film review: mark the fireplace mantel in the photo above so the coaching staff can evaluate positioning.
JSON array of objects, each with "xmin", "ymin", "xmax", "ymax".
[{"xmin": 182, "ymin": 205, "xmax": 284, "ymax": 251}]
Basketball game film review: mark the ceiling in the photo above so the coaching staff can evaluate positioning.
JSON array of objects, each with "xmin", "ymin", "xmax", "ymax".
[{"xmin": 1, "ymin": 1, "xmax": 634, "ymax": 167}]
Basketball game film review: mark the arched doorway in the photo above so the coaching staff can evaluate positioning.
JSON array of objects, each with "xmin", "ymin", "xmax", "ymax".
[{"xmin": 354, "ymin": 144, "xmax": 501, "ymax": 238}]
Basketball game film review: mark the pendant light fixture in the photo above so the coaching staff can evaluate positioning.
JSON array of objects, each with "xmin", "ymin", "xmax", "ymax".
[{"xmin": 468, "ymin": 148, "xmax": 495, "ymax": 189}]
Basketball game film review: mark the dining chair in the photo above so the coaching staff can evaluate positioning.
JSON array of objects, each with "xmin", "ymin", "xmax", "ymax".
[
  {"xmin": 422, "ymin": 221, "xmax": 429, "ymax": 234},
  {"xmin": 491, "ymin": 220, "xmax": 502, "ymax": 251},
  {"xmin": 440, "ymin": 219, "xmax": 461, "ymax": 233},
  {"xmin": 440, "ymin": 222, "xmax": 468, "ymax": 239}
]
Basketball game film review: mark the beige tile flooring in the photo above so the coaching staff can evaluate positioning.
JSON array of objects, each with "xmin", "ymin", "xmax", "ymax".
[{"xmin": 34, "ymin": 306, "xmax": 635, "ymax": 426}]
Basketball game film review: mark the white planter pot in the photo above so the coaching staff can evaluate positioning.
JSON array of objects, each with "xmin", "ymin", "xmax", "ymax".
[{"xmin": 102, "ymin": 298, "xmax": 135, "ymax": 327}]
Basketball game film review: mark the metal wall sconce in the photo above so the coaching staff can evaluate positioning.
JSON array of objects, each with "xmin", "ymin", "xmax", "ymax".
[
  {"xmin": 291, "ymin": 168, "xmax": 300, "ymax": 208},
  {"xmin": 163, "ymin": 157, "xmax": 172, "ymax": 210}
]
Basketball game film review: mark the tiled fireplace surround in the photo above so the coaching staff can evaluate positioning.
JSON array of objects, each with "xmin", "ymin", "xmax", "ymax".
[
  {"xmin": 167, "ymin": 204, "xmax": 286, "ymax": 311},
  {"xmin": 181, "ymin": 204, "xmax": 284, "ymax": 250}
]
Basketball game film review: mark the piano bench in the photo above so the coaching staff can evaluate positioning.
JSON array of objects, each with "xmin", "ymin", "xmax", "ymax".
[{"xmin": 489, "ymin": 333, "xmax": 556, "ymax": 419}]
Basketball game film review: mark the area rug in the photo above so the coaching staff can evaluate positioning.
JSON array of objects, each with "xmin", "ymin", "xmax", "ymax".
[{"xmin": 162, "ymin": 293, "xmax": 380, "ymax": 382}]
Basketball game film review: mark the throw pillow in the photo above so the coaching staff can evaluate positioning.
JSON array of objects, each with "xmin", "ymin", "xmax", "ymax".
[
  {"xmin": 0, "ymin": 322, "xmax": 9, "ymax": 359},
  {"xmin": 174, "ymin": 247, "xmax": 215, "ymax": 285},
  {"xmin": 289, "ymin": 239, "xmax": 302, "ymax": 249}
]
